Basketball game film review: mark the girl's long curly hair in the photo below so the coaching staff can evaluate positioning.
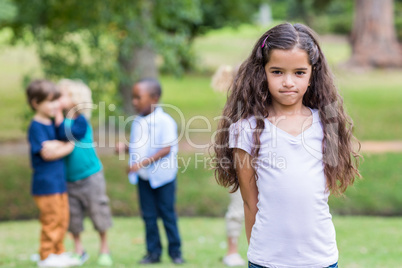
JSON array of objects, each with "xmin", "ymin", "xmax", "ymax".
[{"xmin": 213, "ymin": 23, "xmax": 361, "ymax": 195}]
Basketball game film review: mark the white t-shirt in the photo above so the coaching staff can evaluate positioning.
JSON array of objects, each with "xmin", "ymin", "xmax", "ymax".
[{"xmin": 229, "ymin": 108, "xmax": 338, "ymax": 268}]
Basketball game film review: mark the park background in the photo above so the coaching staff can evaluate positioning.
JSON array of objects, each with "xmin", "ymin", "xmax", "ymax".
[{"xmin": 0, "ymin": 0, "xmax": 401, "ymax": 267}]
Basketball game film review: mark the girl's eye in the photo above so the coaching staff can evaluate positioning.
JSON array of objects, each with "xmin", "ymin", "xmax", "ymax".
[
  {"xmin": 272, "ymin": 70, "xmax": 282, "ymax": 74},
  {"xmin": 296, "ymin": 71, "xmax": 305, "ymax": 75}
]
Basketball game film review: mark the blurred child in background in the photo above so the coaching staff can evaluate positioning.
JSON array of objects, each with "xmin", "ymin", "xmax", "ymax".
[
  {"xmin": 223, "ymin": 190, "xmax": 246, "ymax": 267},
  {"xmin": 116, "ymin": 78, "xmax": 183, "ymax": 265},
  {"xmin": 26, "ymin": 79, "xmax": 81, "ymax": 268},
  {"xmin": 211, "ymin": 65, "xmax": 246, "ymax": 267},
  {"xmin": 57, "ymin": 79, "xmax": 113, "ymax": 266}
]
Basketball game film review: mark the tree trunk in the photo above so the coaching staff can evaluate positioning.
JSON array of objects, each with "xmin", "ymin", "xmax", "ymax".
[
  {"xmin": 349, "ymin": 0, "xmax": 402, "ymax": 67},
  {"xmin": 118, "ymin": 45, "xmax": 158, "ymax": 115},
  {"xmin": 118, "ymin": 0, "xmax": 157, "ymax": 115}
]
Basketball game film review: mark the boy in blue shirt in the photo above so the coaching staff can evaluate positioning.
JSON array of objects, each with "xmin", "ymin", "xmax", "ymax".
[
  {"xmin": 117, "ymin": 78, "xmax": 183, "ymax": 265},
  {"xmin": 26, "ymin": 79, "xmax": 82, "ymax": 268}
]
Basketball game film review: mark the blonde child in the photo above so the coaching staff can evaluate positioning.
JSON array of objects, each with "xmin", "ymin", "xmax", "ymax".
[
  {"xmin": 26, "ymin": 79, "xmax": 81, "ymax": 267},
  {"xmin": 214, "ymin": 23, "xmax": 361, "ymax": 268},
  {"xmin": 211, "ymin": 64, "xmax": 246, "ymax": 267},
  {"xmin": 57, "ymin": 79, "xmax": 113, "ymax": 266}
]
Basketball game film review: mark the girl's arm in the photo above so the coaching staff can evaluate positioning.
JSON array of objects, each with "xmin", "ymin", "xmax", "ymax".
[
  {"xmin": 128, "ymin": 146, "xmax": 171, "ymax": 173},
  {"xmin": 40, "ymin": 140, "xmax": 75, "ymax": 161},
  {"xmin": 233, "ymin": 148, "xmax": 258, "ymax": 245}
]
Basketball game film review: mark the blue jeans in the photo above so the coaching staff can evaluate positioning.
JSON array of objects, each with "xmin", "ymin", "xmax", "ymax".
[
  {"xmin": 248, "ymin": 261, "xmax": 338, "ymax": 268},
  {"xmin": 138, "ymin": 178, "xmax": 182, "ymax": 258}
]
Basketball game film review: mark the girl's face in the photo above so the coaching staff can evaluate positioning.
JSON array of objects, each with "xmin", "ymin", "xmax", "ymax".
[{"xmin": 264, "ymin": 47, "xmax": 312, "ymax": 110}]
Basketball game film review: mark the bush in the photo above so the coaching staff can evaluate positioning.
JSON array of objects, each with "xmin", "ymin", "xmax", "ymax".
[
  {"xmin": 395, "ymin": 17, "xmax": 402, "ymax": 42},
  {"xmin": 329, "ymin": 15, "xmax": 353, "ymax": 34}
]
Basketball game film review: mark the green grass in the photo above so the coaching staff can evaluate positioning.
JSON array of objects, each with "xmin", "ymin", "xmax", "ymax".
[
  {"xmin": 329, "ymin": 153, "xmax": 402, "ymax": 215},
  {"xmin": 0, "ymin": 45, "xmax": 41, "ymax": 141},
  {"xmin": 0, "ymin": 153, "xmax": 229, "ymax": 220},
  {"xmin": 193, "ymin": 24, "xmax": 269, "ymax": 69},
  {"xmin": 338, "ymin": 70, "xmax": 402, "ymax": 140},
  {"xmin": 0, "ymin": 216, "xmax": 401, "ymax": 267},
  {"xmin": 160, "ymin": 74, "xmax": 226, "ymax": 143},
  {"xmin": 0, "ymin": 152, "xmax": 401, "ymax": 220},
  {"xmin": 334, "ymin": 216, "xmax": 402, "ymax": 267}
]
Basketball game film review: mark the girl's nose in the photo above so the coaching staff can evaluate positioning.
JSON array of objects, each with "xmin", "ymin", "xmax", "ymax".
[{"xmin": 282, "ymin": 75, "xmax": 295, "ymax": 88}]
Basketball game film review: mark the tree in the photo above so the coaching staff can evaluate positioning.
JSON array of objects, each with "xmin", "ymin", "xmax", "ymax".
[
  {"xmin": 277, "ymin": 0, "xmax": 402, "ymax": 68},
  {"xmin": 7, "ymin": 0, "xmax": 203, "ymax": 114},
  {"xmin": 5, "ymin": 0, "xmax": 263, "ymax": 114},
  {"xmin": 349, "ymin": 0, "xmax": 402, "ymax": 67}
]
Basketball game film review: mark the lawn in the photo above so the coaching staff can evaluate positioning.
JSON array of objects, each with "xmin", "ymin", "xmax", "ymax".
[
  {"xmin": 1, "ymin": 153, "xmax": 401, "ymax": 220},
  {"xmin": 0, "ymin": 216, "xmax": 401, "ymax": 267}
]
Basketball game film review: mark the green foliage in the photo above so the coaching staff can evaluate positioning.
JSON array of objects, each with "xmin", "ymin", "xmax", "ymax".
[
  {"xmin": 268, "ymin": 0, "xmax": 354, "ymax": 34},
  {"xmin": 395, "ymin": 0, "xmax": 402, "ymax": 41},
  {"xmin": 270, "ymin": 0, "xmax": 402, "ymax": 37},
  {"xmin": 396, "ymin": 17, "xmax": 402, "ymax": 41},
  {"xmin": 6, "ymin": 0, "xmax": 204, "ymax": 114},
  {"xmin": 5, "ymin": 0, "xmax": 264, "ymax": 116},
  {"xmin": 2, "ymin": 27, "xmax": 402, "ymax": 141},
  {"xmin": 0, "ymin": 0, "xmax": 16, "ymax": 24},
  {"xmin": 195, "ymin": 0, "xmax": 262, "ymax": 34}
]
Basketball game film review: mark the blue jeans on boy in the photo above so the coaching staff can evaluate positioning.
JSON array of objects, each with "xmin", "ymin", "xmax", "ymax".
[
  {"xmin": 248, "ymin": 261, "xmax": 338, "ymax": 268},
  {"xmin": 138, "ymin": 178, "xmax": 182, "ymax": 258}
]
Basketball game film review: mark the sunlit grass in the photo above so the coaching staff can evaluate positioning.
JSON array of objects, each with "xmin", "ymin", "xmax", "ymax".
[{"xmin": 0, "ymin": 216, "xmax": 401, "ymax": 267}]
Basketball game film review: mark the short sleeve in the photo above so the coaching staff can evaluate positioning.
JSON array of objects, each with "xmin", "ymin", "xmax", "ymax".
[
  {"xmin": 28, "ymin": 123, "xmax": 49, "ymax": 154},
  {"xmin": 228, "ymin": 119, "xmax": 255, "ymax": 155}
]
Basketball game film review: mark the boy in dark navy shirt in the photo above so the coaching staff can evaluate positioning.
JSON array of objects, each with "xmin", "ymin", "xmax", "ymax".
[{"xmin": 26, "ymin": 79, "xmax": 85, "ymax": 268}]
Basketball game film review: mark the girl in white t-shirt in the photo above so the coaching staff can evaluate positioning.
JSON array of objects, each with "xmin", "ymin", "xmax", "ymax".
[{"xmin": 214, "ymin": 23, "xmax": 361, "ymax": 268}]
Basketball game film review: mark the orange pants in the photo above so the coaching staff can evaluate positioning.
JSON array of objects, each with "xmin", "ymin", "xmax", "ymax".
[{"xmin": 33, "ymin": 193, "xmax": 69, "ymax": 260}]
